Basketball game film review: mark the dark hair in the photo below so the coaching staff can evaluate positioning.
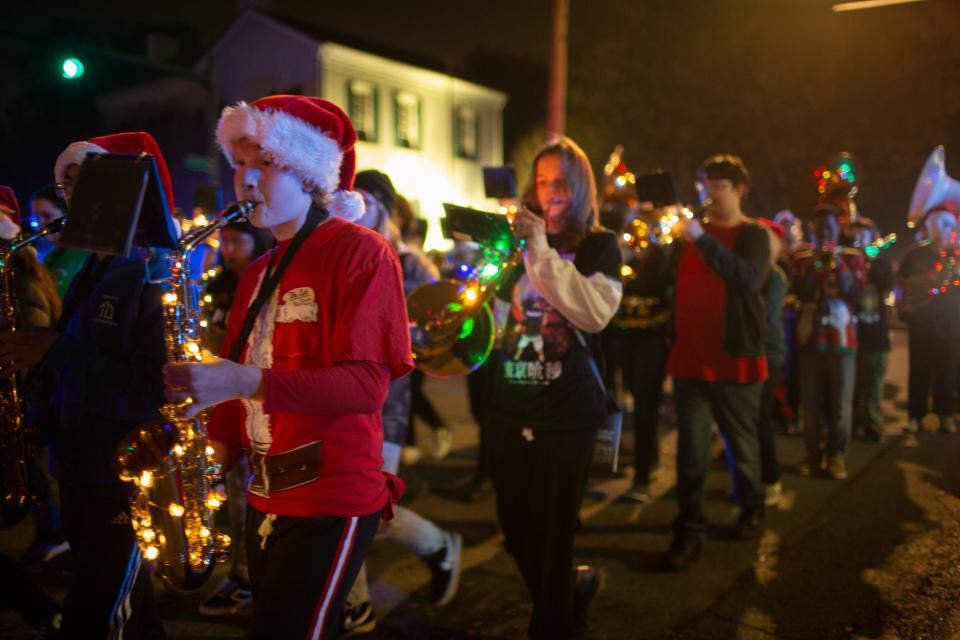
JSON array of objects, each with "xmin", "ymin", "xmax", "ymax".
[
  {"xmin": 394, "ymin": 194, "xmax": 416, "ymax": 238},
  {"xmin": 12, "ymin": 251, "xmax": 62, "ymax": 322},
  {"xmin": 354, "ymin": 170, "xmax": 397, "ymax": 213},
  {"xmin": 31, "ymin": 183, "xmax": 67, "ymax": 212},
  {"xmin": 697, "ymin": 154, "xmax": 750, "ymax": 187},
  {"xmin": 599, "ymin": 200, "xmax": 629, "ymax": 233},
  {"xmin": 224, "ymin": 219, "xmax": 272, "ymax": 258}
]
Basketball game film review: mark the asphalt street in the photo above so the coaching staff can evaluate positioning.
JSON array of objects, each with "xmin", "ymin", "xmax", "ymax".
[{"xmin": 1, "ymin": 327, "xmax": 958, "ymax": 639}]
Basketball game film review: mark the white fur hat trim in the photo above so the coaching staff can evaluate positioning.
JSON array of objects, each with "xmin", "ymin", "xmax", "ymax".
[
  {"xmin": 216, "ymin": 102, "xmax": 342, "ymax": 195},
  {"xmin": 54, "ymin": 141, "xmax": 108, "ymax": 183}
]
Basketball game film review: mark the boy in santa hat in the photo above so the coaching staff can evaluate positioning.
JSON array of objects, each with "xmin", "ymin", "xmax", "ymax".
[
  {"xmin": 0, "ymin": 132, "xmax": 172, "ymax": 638},
  {"xmin": 163, "ymin": 95, "xmax": 412, "ymax": 639}
]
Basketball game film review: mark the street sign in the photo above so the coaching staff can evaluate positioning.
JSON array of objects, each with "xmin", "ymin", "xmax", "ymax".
[{"xmin": 185, "ymin": 154, "xmax": 217, "ymax": 174}]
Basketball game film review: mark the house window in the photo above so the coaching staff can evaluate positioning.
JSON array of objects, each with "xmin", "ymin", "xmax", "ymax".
[
  {"xmin": 347, "ymin": 80, "xmax": 378, "ymax": 142},
  {"xmin": 394, "ymin": 91, "xmax": 422, "ymax": 150},
  {"xmin": 454, "ymin": 106, "xmax": 479, "ymax": 160}
]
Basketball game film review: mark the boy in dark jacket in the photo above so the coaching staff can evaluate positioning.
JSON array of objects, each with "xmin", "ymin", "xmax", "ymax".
[
  {"xmin": 0, "ymin": 132, "xmax": 171, "ymax": 638},
  {"xmin": 665, "ymin": 155, "xmax": 769, "ymax": 571}
]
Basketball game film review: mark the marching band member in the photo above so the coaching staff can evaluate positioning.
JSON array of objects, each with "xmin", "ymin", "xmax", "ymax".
[
  {"xmin": 845, "ymin": 218, "xmax": 894, "ymax": 443},
  {"xmin": 792, "ymin": 203, "xmax": 866, "ymax": 479},
  {"xmin": 489, "ymin": 137, "xmax": 622, "ymax": 639},
  {"xmin": 340, "ymin": 169, "xmax": 461, "ymax": 635},
  {"xmin": 608, "ymin": 203, "xmax": 673, "ymax": 503},
  {"xmin": 0, "ymin": 187, "xmax": 65, "ymax": 574},
  {"xmin": 30, "ymin": 184, "xmax": 89, "ymax": 300},
  {"xmin": 0, "ymin": 132, "xmax": 173, "ymax": 637},
  {"xmin": 899, "ymin": 207, "xmax": 960, "ymax": 435},
  {"xmin": 754, "ymin": 218, "xmax": 788, "ymax": 507},
  {"xmin": 163, "ymin": 95, "xmax": 412, "ymax": 639},
  {"xmin": 666, "ymin": 154, "xmax": 769, "ymax": 570}
]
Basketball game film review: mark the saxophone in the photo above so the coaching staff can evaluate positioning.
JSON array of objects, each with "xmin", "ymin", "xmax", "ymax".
[
  {"xmin": 114, "ymin": 202, "xmax": 253, "ymax": 590},
  {"xmin": 0, "ymin": 218, "xmax": 65, "ymax": 527}
]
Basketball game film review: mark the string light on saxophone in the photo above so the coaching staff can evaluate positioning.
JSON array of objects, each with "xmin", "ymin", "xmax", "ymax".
[{"xmin": 114, "ymin": 201, "xmax": 252, "ymax": 590}]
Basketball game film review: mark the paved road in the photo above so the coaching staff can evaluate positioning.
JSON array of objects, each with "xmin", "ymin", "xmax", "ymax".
[{"xmin": 2, "ymin": 327, "xmax": 959, "ymax": 639}]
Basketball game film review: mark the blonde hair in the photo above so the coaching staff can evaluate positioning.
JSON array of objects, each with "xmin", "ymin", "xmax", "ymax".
[{"xmin": 520, "ymin": 137, "xmax": 599, "ymax": 242}]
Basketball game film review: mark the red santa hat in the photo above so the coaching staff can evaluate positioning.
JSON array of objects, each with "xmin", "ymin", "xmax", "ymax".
[
  {"xmin": 215, "ymin": 95, "xmax": 364, "ymax": 221},
  {"xmin": 0, "ymin": 186, "xmax": 22, "ymax": 227},
  {"xmin": 54, "ymin": 131, "xmax": 175, "ymax": 209}
]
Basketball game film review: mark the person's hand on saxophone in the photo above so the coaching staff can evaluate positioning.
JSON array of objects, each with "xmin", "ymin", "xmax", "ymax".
[
  {"xmin": 163, "ymin": 353, "xmax": 263, "ymax": 419},
  {"xmin": 0, "ymin": 326, "xmax": 60, "ymax": 376}
]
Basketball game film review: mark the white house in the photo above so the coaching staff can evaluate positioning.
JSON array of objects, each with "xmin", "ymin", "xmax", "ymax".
[{"xmin": 100, "ymin": 9, "xmax": 508, "ymax": 250}]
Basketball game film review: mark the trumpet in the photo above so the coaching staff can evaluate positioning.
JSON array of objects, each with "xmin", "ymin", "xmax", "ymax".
[
  {"xmin": 621, "ymin": 200, "xmax": 710, "ymax": 253},
  {"xmin": 865, "ymin": 233, "xmax": 897, "ymax": 260}
]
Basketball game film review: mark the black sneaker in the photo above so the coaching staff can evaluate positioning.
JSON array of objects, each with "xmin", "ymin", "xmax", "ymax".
[
  {"xmin": 729, "ymin": 507, "xmax": 765, "ymax": 541},
  {"xmin": 664, "ymin": 538, "xmax": 702, "ymax": 572},
  {"xmin": 198, "ymin": 576, "xmax": 253, "ymax": 616},
  {"xmin": 426, "ymin": 530, "xmax": 462, "ymax": 606},
  {"xmin": 574, "ymin": 565, "xmax": 600, "ymax": 608},
  {"xmin": 339, "ymin": 601, "xmax": 376, "ymax": 637},
  {"xmin": 572, "ymin": 565, "xmax": 600, "ymax": 632}
]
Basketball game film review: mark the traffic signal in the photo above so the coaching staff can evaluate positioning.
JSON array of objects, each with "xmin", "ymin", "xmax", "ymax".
[{"xmin": 61, "ymin": 57, "xmax": 84, "ymax": 79}]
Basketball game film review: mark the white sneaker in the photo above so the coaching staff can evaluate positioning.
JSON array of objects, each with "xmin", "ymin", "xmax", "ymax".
[
  {"xmin": 764, "ymin": 481, "xmax": 782, "ymax": 507},
  {"xmin": 402, "ymin": 446, "xmax": 422, "ymax": 466},
  {"xmin": 339, "ymin": 600, "xmax": 376, "ymax": 637},
  {"xmin": 433, "ymin": 427, "xmax": 453, "ymax": 460},
  {"xmin": 940, "ymin": 415, "xmax": 957, "ymax": 434},
  {"xmin": 427, "ymin": 531, "xmax": 462, "ymax": 606}
]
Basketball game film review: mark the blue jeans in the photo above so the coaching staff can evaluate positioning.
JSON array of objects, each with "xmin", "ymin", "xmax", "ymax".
[{"xmin": 673, "ymin": 379, "xmax": 764, "ymax": 544}]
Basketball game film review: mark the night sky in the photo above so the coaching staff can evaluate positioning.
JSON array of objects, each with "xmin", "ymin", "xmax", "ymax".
[{"xmin": 3, "ymin": 0, "xmax": 958, "ymax": 238}]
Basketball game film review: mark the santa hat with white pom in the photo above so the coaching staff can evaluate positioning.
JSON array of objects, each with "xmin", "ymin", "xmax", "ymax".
[{"xmin": 216, "ymin": 95, "xmax": 365, "ymax": 221}]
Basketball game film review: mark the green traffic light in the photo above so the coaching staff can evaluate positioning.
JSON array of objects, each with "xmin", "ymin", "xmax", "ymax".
[{"xmin": 61, "ymin": 57, "xmax": 84, "ymax": 79}]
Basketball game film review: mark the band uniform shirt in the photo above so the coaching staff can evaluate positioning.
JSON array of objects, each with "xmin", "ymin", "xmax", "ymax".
[
  {"xmin": 490, "ymin": 229, "xmax": 622, "ymax": 433},
  {"xmin": 207, "ymin": 217, "xmax": 413, "ymax": 519},
  {"xmin": 668, "ymin": 222, "xmax": 769, "ymax": 383},
  {"xmin": 791, "ymin": 245, "xmax": 865, "ymax": 354}
]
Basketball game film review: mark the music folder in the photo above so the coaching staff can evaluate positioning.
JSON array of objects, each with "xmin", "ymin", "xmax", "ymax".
[
  {"xmin": 60, "ymin": 152, "xmax": 179, "ymax": 256},
  {"xmin": 440, "ymin": 203, "xmax": 513, "ymax": 245}
]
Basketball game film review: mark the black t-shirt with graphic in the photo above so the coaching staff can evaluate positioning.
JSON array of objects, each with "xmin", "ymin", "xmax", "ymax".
[{"xmin": 490, "ymin": 229, "xmax": 621, "ymax": 433}]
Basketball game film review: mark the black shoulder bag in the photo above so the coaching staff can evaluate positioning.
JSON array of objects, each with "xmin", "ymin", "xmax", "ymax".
[{"xmin": 572, "ymin": 327, "xmax": 623, "ymax": 473}]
